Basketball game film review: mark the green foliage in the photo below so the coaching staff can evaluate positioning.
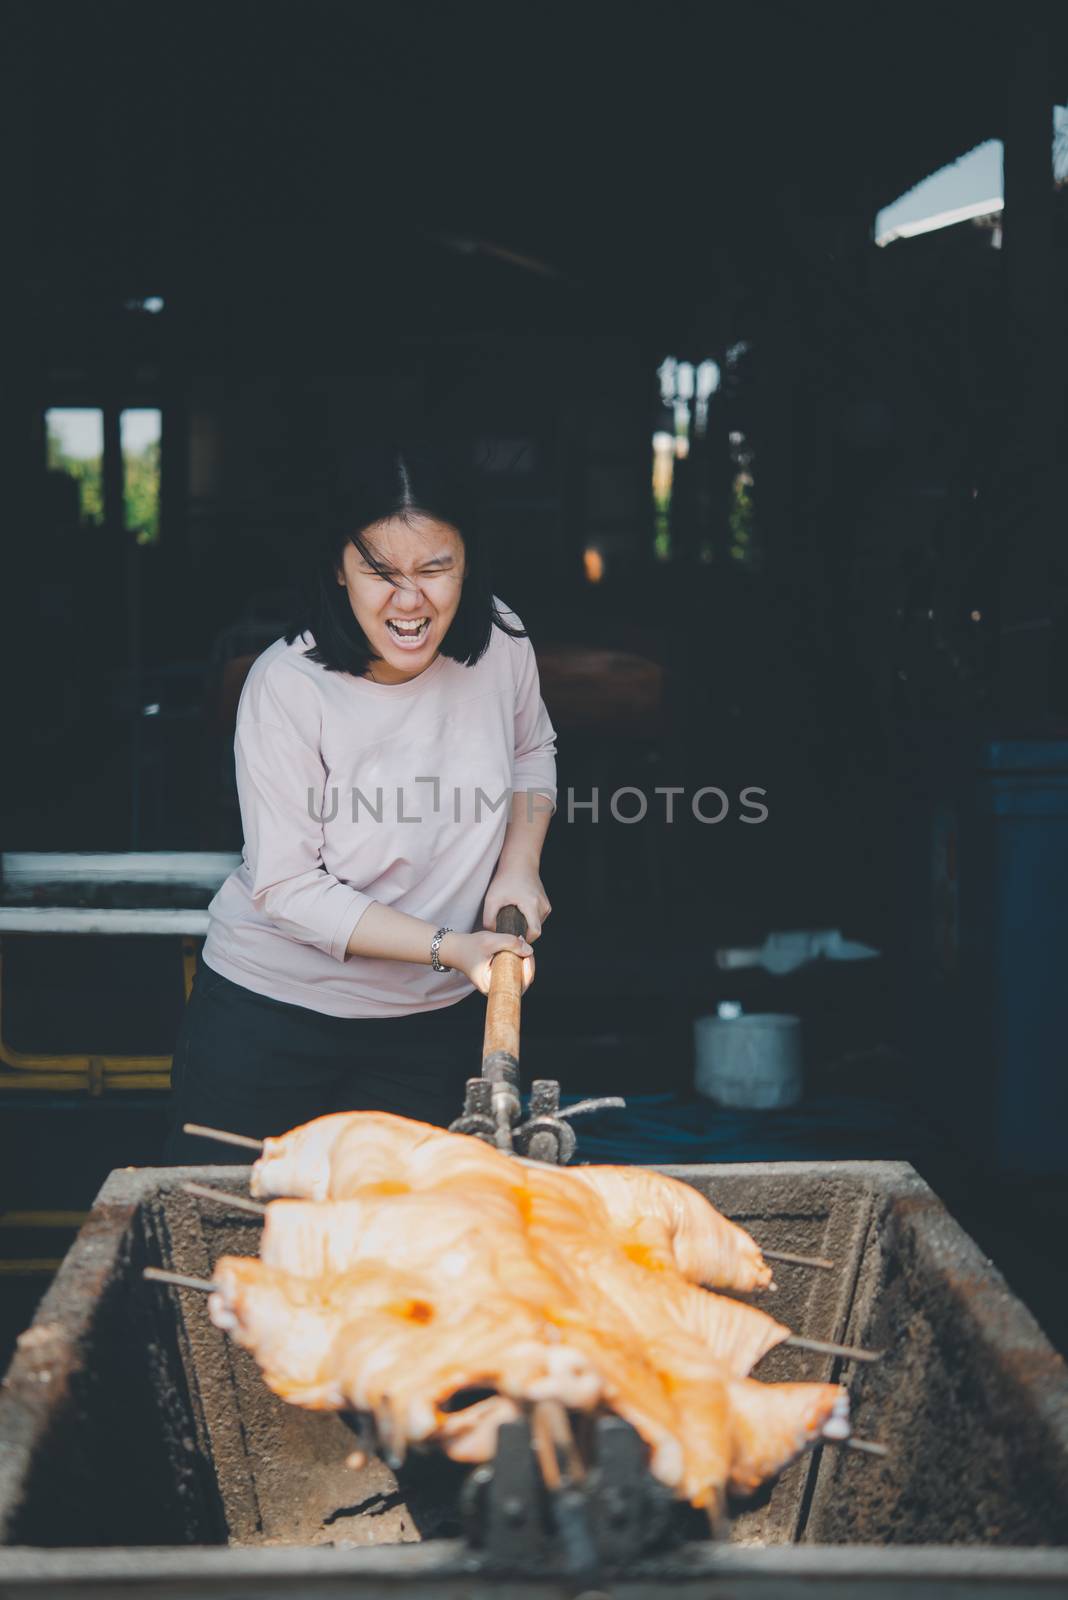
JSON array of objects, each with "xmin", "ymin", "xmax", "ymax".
[
  {"xmin": 728, "ymin": 475, "xmax": 753, "ymax": 563},
  {"xmin": 46, "ymin": 436, "xmax": 104, "ymax": 525},
  {"xmin": 45, "ymin": 430, "xmax": 160, "ymax": 542},
  {"xmin": 124, "ymin": 439, "xmax": 161, "ymax": 543}
]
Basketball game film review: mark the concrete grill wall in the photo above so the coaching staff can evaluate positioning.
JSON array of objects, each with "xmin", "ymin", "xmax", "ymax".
[{"xmin": 1, "ymin": 1160, "xmax": 1068, "ymax": 1593}]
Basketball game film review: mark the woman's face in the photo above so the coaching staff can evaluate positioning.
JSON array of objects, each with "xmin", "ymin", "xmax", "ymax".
[{"xmin": 338, "ymin": 513, "xmax": 466, "ymax": 684}]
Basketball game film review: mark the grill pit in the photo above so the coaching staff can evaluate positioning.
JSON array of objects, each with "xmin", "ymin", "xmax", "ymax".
[{"xmin": 2, "ymin": 1159, "xmax": 1067, "ymax": 1596}]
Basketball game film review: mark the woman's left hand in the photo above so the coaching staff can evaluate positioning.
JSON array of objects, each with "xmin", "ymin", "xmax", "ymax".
[{"xmin": 483, "ymin": 869, "xmax": 552, "ymax": 942}]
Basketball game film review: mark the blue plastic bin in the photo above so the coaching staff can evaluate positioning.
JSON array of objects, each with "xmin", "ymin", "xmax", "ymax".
[{"xmin": 915, "ymin": 731, "xmax": 1068, "ymax": 1175}]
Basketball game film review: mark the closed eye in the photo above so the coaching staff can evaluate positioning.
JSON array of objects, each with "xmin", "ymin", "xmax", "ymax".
[{"xmin": 362, "ymin": 565, "xmax": 451, "ymax": 579}]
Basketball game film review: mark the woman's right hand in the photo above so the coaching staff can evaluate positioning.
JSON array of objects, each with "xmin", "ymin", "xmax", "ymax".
[{"xmin": 439, "ymin": 930, "xmax": 534, "ymax": 995}]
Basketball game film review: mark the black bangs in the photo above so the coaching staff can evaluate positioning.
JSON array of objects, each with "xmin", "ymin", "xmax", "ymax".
[{"xmin": 285, "ymin": 442, "xmax": 525, "ymax": 676}]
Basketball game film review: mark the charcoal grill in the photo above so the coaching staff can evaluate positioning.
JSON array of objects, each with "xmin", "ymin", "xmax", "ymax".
[{"xmin": 2, "ymin": 1159, "xmax": 1068, "ymax": 1597}]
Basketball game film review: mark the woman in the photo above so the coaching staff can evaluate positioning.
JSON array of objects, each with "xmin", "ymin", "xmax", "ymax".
[{"xmin": 164, "ymin": 444, "xmax": 555, "ymax": 1162}]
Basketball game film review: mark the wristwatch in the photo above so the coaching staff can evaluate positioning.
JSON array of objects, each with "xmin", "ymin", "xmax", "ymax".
[{"xmin": 430, "ymin": 926, "xmax": 454, "ymax": 973}]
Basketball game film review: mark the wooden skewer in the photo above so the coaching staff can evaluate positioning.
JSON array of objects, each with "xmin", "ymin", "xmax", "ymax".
[
  {"xmin": 762, "ymin": 1248, "xmax": 835, "ymax": 1271},
  {"xmin": 183, "ymin": 1123, "xmax": 264, "ymax": 1151},
  {"xmin": 842, "ymin": 1436, "xmax": 889, "ymax": 1458},
  {"xmin": 546, "ymin": 1399, "xmax": 585, "ymax": 1483},
  {"xmin": 181, "ymin": 1182, "xmax": 267, "ymax": 1216},
  {"xmin": 374, "ymin": 1395, "xmax": 405, "ymax": 1471},
  {"xmin": 704, "ymin": 1485, "xmax": 730, "ymax": 1541},
  {"xmin": 529, "ymin": 1402, "xmax": 563, "ymax": 1491},
  {"xmin": 144, "ymin": 1265, "xmax": 215, "ymax": 1292},
  {"xmin": 530, "ymin": 1399, "xmax": 589, "ymax": 1490},
  {"xmin": 785, "ymin": 1336, "xmax": 884, "ymax": 1364}
]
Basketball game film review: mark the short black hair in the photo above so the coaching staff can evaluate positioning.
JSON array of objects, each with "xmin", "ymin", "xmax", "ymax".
[{"xmin": 286, "ymin": 441, "xmax": 525, "ymax": 676}]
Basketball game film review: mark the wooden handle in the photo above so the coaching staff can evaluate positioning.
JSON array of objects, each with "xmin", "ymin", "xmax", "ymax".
[
  {"xmin": 495, "ymin": 905, "xmax": 528, "ymax": 940},
  {"xmin": 482, "ymin": 905, "xmax": 528, "ymax": 1071}
]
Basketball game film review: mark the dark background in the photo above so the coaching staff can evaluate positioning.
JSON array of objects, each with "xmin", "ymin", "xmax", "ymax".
[{"xmin": 1, "ymin": 2, "xmax": 1067, "ymax": 1365}]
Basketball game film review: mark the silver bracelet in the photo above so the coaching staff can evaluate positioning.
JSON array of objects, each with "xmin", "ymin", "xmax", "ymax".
[{"xmin": 430, "ymin": 926, "xmax": 453, "ymax": 973}]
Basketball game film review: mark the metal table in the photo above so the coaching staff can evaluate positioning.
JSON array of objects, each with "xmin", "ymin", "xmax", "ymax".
[{"xmin": 0, "ymin": 852, "xmax": 239, "ymax": 1094}]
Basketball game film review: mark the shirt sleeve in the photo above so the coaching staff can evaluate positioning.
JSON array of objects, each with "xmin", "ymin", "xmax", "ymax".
[
  {"xmin": 234, "ymin": 669, "xmax": 374, "ymax": 963},
  {"xmin": 511, "ymin": 634, "xmax": 558, "ymax": 813}
]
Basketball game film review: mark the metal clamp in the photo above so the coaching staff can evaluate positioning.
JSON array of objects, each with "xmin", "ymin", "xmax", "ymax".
[{"xmin": 461, "ymin": 1411, "xmax": 678, "ymax": 1572}]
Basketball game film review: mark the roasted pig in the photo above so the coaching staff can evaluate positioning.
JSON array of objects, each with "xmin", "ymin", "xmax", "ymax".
[
  {"xmin": 250, "ymin": 1110, "xmax": 773, "ymax": 1291},
  {"xmin": 564, "ymin": 1164, "xmax": 772, "ymax": 1292},
  {"xmin": 209, "ymin": 1252, "xmax": 847, "ymax": 1507},
  {"xmin": 258, "ymin": 1189, "xmax": 790, "ymax": 1376},
  {"xmin": 205, "ymin": 1111, "xmax": 849, "ymax": 1508}
]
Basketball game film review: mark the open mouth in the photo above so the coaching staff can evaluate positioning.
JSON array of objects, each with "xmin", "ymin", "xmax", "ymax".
[{"xmin": 386, "ymin": 617, "xmax": 431, "ymax": 644}]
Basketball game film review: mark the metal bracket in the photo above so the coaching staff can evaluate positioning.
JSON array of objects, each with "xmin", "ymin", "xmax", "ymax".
[
  {"xmin": 461, "ymin": 1412, "xmax": 678, "ymax": 1573},
  {"xmin": 452, "ymin": 1077, "xmax": 627, "ymax": 1164}
]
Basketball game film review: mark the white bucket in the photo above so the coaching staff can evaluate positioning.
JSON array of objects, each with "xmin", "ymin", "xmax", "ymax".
[{"xmin": 693, "ymin": 1013, "xmax": 803, "ymax": 1109}]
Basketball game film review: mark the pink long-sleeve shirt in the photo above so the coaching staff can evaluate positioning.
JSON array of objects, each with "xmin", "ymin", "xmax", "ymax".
[{"xmin": 202, "ymin": 606, "xmax": 557, "ymax": 1017}]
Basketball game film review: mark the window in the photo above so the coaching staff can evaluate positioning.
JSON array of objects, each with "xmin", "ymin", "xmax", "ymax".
[
  {"xmin": 652, "ymin": 356, "xmax": 722, "ymax": 562},
  {"xmin": 44, "ymin": 404, "xmax": 162, "ymax": 543},
  {"xmin": 120, "ymin": 408, "xmax": 162, "ymax": 545},
  {"xmin": 45, "ymin": 408, "xmax": 104, "ymax": 525}
]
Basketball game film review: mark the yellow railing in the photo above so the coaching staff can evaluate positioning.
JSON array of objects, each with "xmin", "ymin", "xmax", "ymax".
[
  {"xmin": 0, "ymin": 899, "xmax": 203, "ymax": 1284},
  {"xmin": 0, "ymin": 1211, "xmax": 90, "ymax": 1228},
  {"xmin": 0, "ymin": 935, "xmax": 198, "ymax": 1094},
  {"xmin": 0, "ymin": 1211, "xmax": 91, "ymax": 1279}
]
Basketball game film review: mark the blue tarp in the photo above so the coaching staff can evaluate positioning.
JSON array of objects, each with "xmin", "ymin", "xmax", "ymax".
[{"xmin": 559, "ymin": 1091, "xmax": 943, "ymax": 1167}]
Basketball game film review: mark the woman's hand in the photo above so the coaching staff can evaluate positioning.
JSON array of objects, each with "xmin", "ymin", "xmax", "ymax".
[
  {"xmin": 482, "ymin": 869, "xmax": 552, "ymax": 942},
  {"xmin": 439, "ymin": 930, "xmax": 535, "ymax": 996}
]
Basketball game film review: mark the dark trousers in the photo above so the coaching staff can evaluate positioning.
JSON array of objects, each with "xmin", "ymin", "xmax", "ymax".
[{"xmin": 163, "ymin": 962, "xmax": 484, "ymax": 1164}]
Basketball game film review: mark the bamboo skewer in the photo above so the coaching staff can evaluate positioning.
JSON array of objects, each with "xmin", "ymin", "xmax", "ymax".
[
  {"xmin": 143, "ymin": 1266, "xmax": 215, "ymax": 1292},
  {"xmin": 544, "ymin": 1400, "xmax": 585, "ymax": 1482},
  {"xmin": 182, "ymin": 1123, "xmax": 264, "ymax": 1151},
  {"xmin": 705, "ymin": 1487, "xmax": 730, "ymax": 1542},
  {"xmin": 530, "ymin": 1408, "xmax": 588, "ymax": 1491},
  {"xmin": 842, "ymin": 1435, "xmax": 890, "ymax": 1458},
  {"xmin": 530, "ymin": 1402, "xmax": 564, "ymax": 1491},
  {"xmin": 784, "ymin": 1335, "xmax": 884, "ymax": 1364},
  {"xmin": 762, "ymin": 1248, "xmax": 835, "ymax": 1271},
  {"xmin": 181, "ymin": 1182, "xmax": 267, "ymax": 1215}
]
